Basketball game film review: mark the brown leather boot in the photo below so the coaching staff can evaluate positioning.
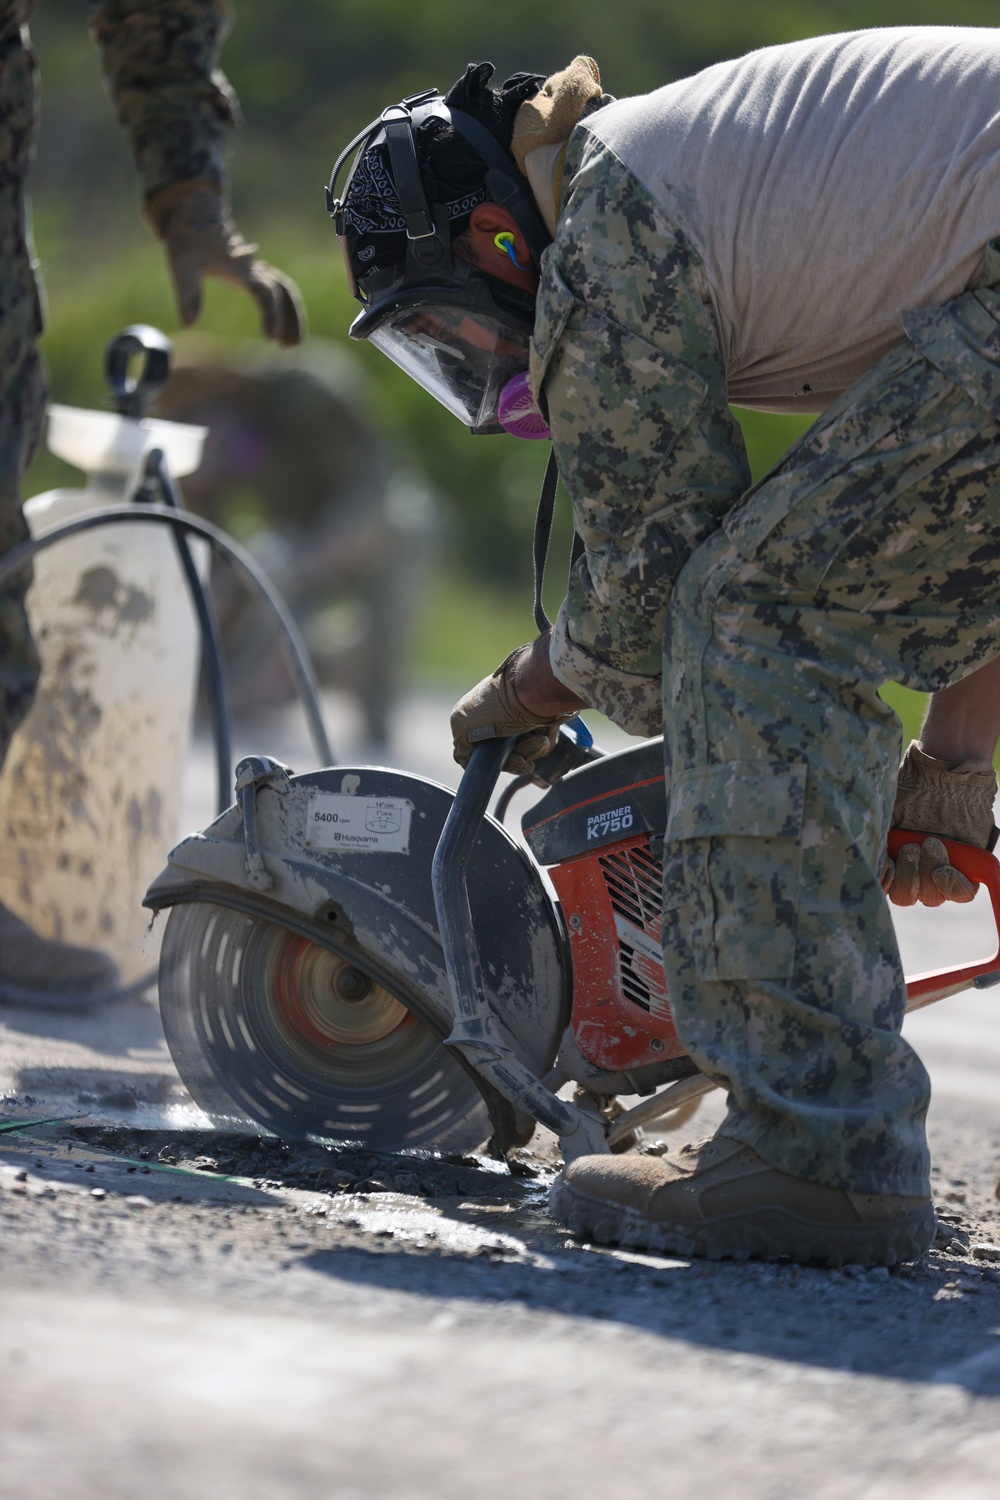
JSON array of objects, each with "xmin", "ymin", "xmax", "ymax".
[
  {"xmin": 550, "ymin": 1135, "xmax": 935, "ymax": 1268},
  {"xmin": 0, "ymin": 902, "xmax": 121, "ymax": 1011}
]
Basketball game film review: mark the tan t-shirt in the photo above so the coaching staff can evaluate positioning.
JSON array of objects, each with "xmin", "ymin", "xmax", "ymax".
[{"xmin": 584, "ymin": 28, "xmax": 1000, "ymax": 413}]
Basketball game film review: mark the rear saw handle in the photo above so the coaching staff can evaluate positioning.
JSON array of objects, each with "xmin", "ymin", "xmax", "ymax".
[{"xmin": 888, "ymin": 829, "xmax": 1000, "ymax": 1010}]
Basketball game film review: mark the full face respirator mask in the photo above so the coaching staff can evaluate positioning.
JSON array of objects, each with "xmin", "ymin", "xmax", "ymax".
[{"xmin": 326, "ymin": 90, "xmax": 552, "ymax": 437}]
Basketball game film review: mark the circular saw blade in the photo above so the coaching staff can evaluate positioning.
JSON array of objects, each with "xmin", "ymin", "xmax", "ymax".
[{"xmin": 159, "ymin": 901, "xmax": 489, "ymax": 1151}]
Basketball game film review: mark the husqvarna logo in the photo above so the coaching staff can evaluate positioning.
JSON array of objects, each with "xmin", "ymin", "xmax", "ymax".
[{"xmin": 586, "ymin": 804, "xmax": 634, "ymax": 840}]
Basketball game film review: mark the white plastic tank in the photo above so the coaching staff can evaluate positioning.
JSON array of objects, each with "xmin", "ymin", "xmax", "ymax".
[{"xmin": 0, "ymin": 402, "xmax": 209, "ymax": 984}]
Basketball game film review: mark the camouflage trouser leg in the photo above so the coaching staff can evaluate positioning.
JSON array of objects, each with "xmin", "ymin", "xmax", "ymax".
[
  {"xmin": 663, "ymin": 309, "xmax": 1000, "ymax": 1197},
  {"xmin": 0, "ymin": 12, "xmax": 45, "ymax": 768}
]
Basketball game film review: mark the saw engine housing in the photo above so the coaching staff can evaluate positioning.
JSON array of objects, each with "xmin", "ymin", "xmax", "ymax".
[{"xmin": 521, "ymin": 739, "xmax": 689, "ymax": 1085}]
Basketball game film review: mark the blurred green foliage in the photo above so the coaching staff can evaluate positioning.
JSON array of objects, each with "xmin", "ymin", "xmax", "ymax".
[{"xmin": 31, "ymin": 0, "xmax": 999, "ymax": 233}]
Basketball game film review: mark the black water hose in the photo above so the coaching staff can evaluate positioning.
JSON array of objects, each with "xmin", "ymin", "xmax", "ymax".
[
  {"xmin": 0, "ymin": 505, "xmax": 334, "ymax": 780},
  {"xmin": 101, "ymin": 326, "xmax": 234, "ymax": 813},
  {"xmin": 138, "ymin": 449, "xmax": 233, "ymax": 815}
]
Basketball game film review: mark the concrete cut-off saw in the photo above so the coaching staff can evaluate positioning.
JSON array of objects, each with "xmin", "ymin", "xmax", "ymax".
[{"xmin": 146, "ymin": 728, "xmax": 1000, "ymax": 1165}]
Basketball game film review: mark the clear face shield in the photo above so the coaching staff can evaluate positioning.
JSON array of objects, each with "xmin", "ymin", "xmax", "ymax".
[{"xmin": 358, "ymin": 295, "xmax": 533, "ymax": 434}]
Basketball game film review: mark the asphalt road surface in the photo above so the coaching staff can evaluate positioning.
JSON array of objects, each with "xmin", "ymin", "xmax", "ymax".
[{"xmin": 1, "ymin": 693, "xmax": 999, "ymax": 1500}]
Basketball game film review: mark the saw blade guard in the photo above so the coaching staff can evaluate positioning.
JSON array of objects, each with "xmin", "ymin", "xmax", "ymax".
[{"xmin": 147, "ymin": 763, "xmax": 569, "ymax": 1151}]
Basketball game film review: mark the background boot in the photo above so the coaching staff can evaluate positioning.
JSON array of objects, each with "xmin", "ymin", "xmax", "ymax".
[{"xmin": 0, "ymin": 902, "xmax": 121, "ymax": 1010}]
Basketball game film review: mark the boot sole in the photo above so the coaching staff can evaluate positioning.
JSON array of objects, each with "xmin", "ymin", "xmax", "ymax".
[{"xmin": 549, "ymin": 1179, "xmax": 936, "ymax": 1269}]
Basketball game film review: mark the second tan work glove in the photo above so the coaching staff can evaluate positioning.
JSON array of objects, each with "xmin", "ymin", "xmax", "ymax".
[
  {"xmin": 451, "ymin": 646, "xmax": 574, "ymax": 776},
  {"xmin": 146, "ymin": 179, "xmax": 305, "ymax": 347},
  {"xmin": 882, "ymin": 742, "xmax": 998, "ymax": 907}
]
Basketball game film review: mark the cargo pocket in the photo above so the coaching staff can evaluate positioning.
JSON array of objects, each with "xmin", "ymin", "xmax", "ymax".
[{"xmin": 663, "ymin": 760, "xmax": 807, "ymax": 981}]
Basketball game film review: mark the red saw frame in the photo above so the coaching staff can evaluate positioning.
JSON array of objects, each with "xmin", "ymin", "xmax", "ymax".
[{"xmin": 549, "ymin": 828, "xmax": 1000, "ymax": 1070}]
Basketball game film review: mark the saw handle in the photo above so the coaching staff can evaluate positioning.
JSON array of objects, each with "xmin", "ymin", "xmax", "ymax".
[
  {"xmin": 431, "ymin": 739, "xmax": 609, "ymax": 1159},
  {"xmin": 887, "ymin": 829, "xmax": 1000, "ymax": 1008}
]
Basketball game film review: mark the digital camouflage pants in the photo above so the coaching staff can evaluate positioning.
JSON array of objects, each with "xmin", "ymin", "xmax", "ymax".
[
  {"xmin": 535, "ymin": 137, "xmax": 1000, "ymax": 1196},
  {"xmin": 0, "ymin": 7, "xmax": 44, "ymax": 768}
]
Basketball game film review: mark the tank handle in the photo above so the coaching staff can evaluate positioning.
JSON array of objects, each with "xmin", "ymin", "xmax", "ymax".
[{"xmin": 104, "ymin": 325, "xmax": 172, "ymax": 419}]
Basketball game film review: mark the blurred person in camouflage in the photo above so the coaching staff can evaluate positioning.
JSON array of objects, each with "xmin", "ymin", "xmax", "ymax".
[
  {"xmin": 335, "ymin": 32, "xmax": 1000, "ymax": 1266},
  {"xmin": 0, "ymin": 0, "xmax": 303, "ymax": 1008}
]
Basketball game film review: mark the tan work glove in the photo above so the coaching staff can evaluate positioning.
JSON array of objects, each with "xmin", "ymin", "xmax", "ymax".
[
  {"xmin": 451, "ymin": 646, "xmax": 574, "ymax": 776},
  {"xmin": 511, "ymin": 56, "xmax": 603, "ymax": 173},
  {"xmin": 882, "ymin": 742, "xmax": 998, "ymax": 907},
  {"xmin": 146, "ymin": 179, "xmax": 305, "ymax": 347}
]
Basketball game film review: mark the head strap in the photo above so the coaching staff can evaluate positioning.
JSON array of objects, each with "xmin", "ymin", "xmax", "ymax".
[{"xmin": 382, "ymin": 107, "xmax": 434, "ymax": 241}]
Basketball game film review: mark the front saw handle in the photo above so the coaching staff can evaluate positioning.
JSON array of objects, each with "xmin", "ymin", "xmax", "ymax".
[
  {"xmin": 431, "ymin": 739, "xmax": 609, "ymax": 1161},
  {"xmin": 888, "ymin": 829, "xmax": 1000, "ymax": 1010}
]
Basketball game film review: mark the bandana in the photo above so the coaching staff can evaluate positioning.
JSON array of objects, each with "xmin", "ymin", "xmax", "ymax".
[{"xmin": 342, "ymin": 141, "xmax": 488, "ymax": 279}]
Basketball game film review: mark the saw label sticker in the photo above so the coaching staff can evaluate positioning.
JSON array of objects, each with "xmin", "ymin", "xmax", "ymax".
[
  {"xmin": 305, "ymin": 792, "xmax": 413, "ymax": 853},
  {"xmin": 586, "ymin": 803, "xmax": 634, "ymax": 842}
]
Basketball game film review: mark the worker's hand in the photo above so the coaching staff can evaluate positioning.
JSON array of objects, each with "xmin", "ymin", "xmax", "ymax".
[
  {"xmin": 451, "ymin": 645, "xmax": 575, "ymax": 776},
  {"xmin": 881, "ymin": 743, "xmax": 998, "ymax": 906},
  {"xmin": 882, "ymin": 836, "xmax": 977, "ymax": 907},
  {"xmin": 146, "ymin": 179, "xmax": 305, "ymax": 347}
]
